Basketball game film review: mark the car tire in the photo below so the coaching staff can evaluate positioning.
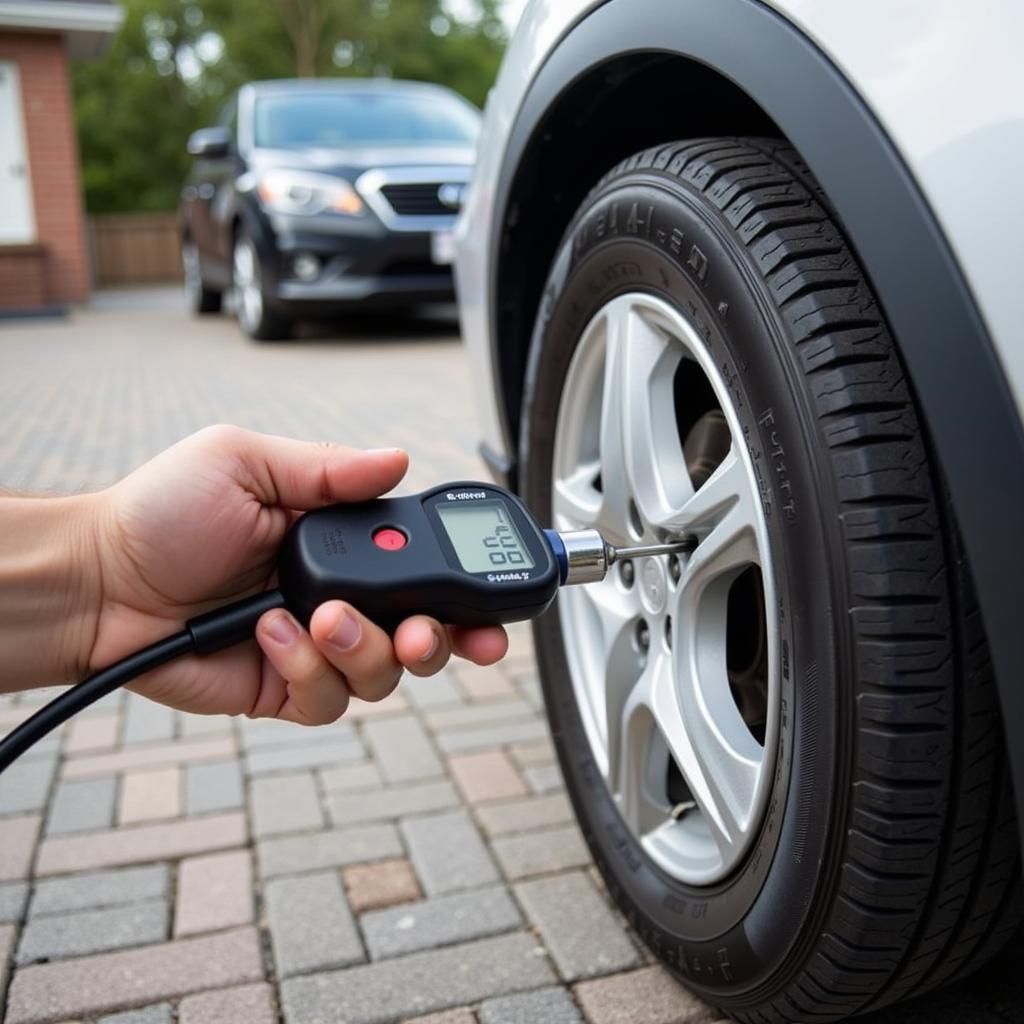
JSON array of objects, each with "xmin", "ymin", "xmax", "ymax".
[
  {"xmin": 519, "ymin": 138, "xmax": 1021, "ymax": 1021},
  {"xmin": 182, "ymin": 239, "xmax": 222, "ymax": 314},
  {"xmin": 232, "ymin": 231, "xmax": 292, "ymax": 341}
]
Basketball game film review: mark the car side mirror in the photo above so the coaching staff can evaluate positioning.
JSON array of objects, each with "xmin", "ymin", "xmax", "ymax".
[{"xmin": 187, "ymin": 127, "xmax": 232, "ymax": 159}]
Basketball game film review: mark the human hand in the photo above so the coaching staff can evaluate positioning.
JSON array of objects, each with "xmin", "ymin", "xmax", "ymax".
[{"xmin": 84, "ymin": 425, "xmax": 507, "ymax": 723}]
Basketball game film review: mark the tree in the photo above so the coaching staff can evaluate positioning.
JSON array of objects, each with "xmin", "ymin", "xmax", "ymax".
[{"xmin": 74, "ymin": 0, "xmax": 509, "ymax": 213}]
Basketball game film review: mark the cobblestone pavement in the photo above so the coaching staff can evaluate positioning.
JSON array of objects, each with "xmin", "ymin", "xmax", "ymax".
[{"xmin": 0, "ymin": 289, "xmax": 1021, "ymax": 1024}]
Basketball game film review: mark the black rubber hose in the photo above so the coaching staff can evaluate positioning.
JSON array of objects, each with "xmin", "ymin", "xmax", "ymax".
[
  {"xmin": 0, "ymin": 631, "xmax": 194, "ymax": 773},
  {"xmin": 0, "ymin": 590, "xmax": 286, "ymax": 773}
]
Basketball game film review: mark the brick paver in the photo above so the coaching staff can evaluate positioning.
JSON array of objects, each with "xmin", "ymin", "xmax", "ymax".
[
  {"xmin": 184, "ymin": 759, "xmax": 243, "ymax": 816},
  {"xmin": 515, "ymin": 872, "xmax": 642, "ymax": 982},
  {"xmin": 119, "ymin": 767, "xmax": 181, "ymax": 824},
  {"xmin": 474, "ymin": 793, "xmax": 574, "ymax": 837},
  {"xmin": 573, "ymin": 966, "xmax": 719, "ymax": 1024},
  {"xmin": 265, "ymin": 870, "xmax": 363, "ymax": 977},
  {"xmin": 65, "ymin": 713, "xmax": 120, "ymax": 755},
  {"xmin": 174, "ymin": 849, "xmax": 253, "ymax": 937},
  {"xmin": 99, "ymin": 1005, "xmax": 173, "ymax": 1024},
  {"xmin": 16, "ymin": 900, "xmax": 168, "ymax": 964},
  {"xmin": 361, "ymin": 884, "xmax": 521, "ymax": 959},
  {"xmin": 0, "ymin": 880, "xmax": 28, "ymax": 922},
  {"xmin": 479, "ymin": 986, "xmax": 585, "ymax": 1024},
  {"xmin": 62, "ymin": 737, "xmax": 236, "ymax": 779},
  {"xmin": 401, "ymin": 810, "xmax": 500, "ymax": 895},
  {"xmin": 178, "ymin": 982, "xmax": 277, "ymax": 1024},
  {"xmin": 280, "ymin": 932, "xmax": 555, "ymax": 1024},
  {"xmin": 5, "ymin": 926, "xmax": 264, "ymax": 1024},
  {"xmin": 0, "ymin": 815, "xmax": 40, "ymax": 881},
  {"xmin": 35, "ymin": 812, "xmax": 247, "ymax": 875},
  {"xmin": 364, "ymin": 715, "xmax": 444, "ymax": 782},
  {"xmin": 256, "ymin": 822, "xmax": 403, "ymax": 878},
  {"xmin": 328, "ymin": 778, "xmax": 458, "ymax": 827},
  {"xmin": 491, "ymin": 824, "xmax": 589, "ymax": 880},
  {"xmin": 30, "ymin": 864, "xmax": 169, "ymax": 916},
  {"xmin": 249, "ymin": 772, "xmax": 324, "ymax": 837},
  {"xmin": 447, "ymin": 750, "xmax": 527, "ymax": 804},
  {"xmin": 343, "ymin": 858, "xmax": 423, "ymax": 913},
  {"xmin": 46, "ymin": 776, "xmax": 117, "ymax": 835},
  {"xmin": 0, "ymin": 292, "xmax": 864, "ymax": 1024},
  {"xmin": 99, "ymin": 1007, "xmax": 174, "ymax": 1024},
  {"xmin": 0, "ymin": 758, "xmax": 58, "ymax": 815}
]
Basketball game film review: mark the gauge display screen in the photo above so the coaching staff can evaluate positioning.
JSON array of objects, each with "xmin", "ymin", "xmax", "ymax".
[{"xmin": 436, "ymin": 500, "xmax": 536, "ymax": 573}]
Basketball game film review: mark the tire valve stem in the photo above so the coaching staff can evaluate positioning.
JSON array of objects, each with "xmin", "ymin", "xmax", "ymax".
[
  {"xmin": 671, "ymin": 800, "xmax": 698, "ymax": 820},
  {"xmin": 546, "ymin": 530, "xmax": 696, "ymax": 587}
]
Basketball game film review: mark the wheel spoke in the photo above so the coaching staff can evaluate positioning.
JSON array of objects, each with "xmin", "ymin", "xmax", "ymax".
[
  {"xmin": 678, "ymin": 491, "xmax": 761, "ymax": 600},
  {"xmin": 618, "ymin": 305, "xmax": 686, "ymax": 533},
  {"xmin": 570, "ymin": 577, "xmax": 641, "ymax": 763},
  {"xmin": 594, "ymin": 299, "xmax": 635, "ymax": 539},
  {"xmin": 616, "ymin": 650, "xmax": 673, "ymax": 838},
  {"xmin": 552, "ymin": 461, "xmax": 602, "ymax": 531},
  {"xmin": 649, "ymin": 625, "xmax": 760, "ymax": 861}
]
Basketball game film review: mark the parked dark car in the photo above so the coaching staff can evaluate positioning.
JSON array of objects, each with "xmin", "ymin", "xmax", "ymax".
[{"xmin": 179, "ymin": 78, "xmax": 479, "ymax": 340}]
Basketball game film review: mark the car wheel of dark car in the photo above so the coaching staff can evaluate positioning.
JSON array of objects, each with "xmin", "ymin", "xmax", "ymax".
[
  {"xmin": 182, "ymin": 239, "xmax": 222, "ymax": 315},
  {"xmin": 232, "ymin": 231, "xmax": 292, "ymax": 341},
  {"xmin": 519, "ymin": 138, "xmax": 1022, "ymax": 1021}
]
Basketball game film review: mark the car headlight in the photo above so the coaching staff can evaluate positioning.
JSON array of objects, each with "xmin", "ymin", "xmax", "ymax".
[{"xmin": 256, "ymin": 169, "xmax": 365, "ymax": 217}]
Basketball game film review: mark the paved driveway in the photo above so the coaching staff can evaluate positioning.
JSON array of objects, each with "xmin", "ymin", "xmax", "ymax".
[{"xmin": 0, "ymin": 290, "xmax": 1019, "ymax": 1024}]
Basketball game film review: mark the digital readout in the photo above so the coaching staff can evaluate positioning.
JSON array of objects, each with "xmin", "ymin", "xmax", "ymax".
[{"xmin": 436, "ymin": 500, "xmax": 535, "ymax": 574}]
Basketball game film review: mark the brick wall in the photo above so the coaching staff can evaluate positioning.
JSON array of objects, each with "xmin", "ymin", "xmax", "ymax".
[
  {"xmin": 0, "ymin": 31, "xmax": 90, "ymax": 304},
  {"xmin": 0, "ymin": 245, "xmax": 47, "ymax": 308}
]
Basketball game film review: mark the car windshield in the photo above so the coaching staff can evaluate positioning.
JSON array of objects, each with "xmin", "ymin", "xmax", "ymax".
[{"xmin": 253, "ymin": 89, "xmax": 479, "ymax": 149}]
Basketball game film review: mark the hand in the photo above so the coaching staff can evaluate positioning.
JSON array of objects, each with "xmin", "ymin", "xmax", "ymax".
[{"xmin": 86, "ymin": 425, "xmax": 507, "ymax": 724}]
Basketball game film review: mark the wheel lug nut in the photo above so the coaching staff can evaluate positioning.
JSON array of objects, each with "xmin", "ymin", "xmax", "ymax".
[
  {"xmin": 668, "ymin": 554, "xmax": 681, "ymax": 584},
  {"xmin": 620, "ymin": 560, "xmax": 635, "ymax": 587},
  {"xmin": 636, "ymin": 620, "xmax": 650, "ymax": 651}
]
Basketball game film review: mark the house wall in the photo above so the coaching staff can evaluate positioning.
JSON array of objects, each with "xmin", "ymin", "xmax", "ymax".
[{"xmin": 0, "ymin": 30, "xmax": 90, "ymax": 305}]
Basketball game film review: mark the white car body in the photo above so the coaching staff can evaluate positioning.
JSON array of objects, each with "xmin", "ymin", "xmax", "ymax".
[
  {"xmin": 458, "ymin": 0, "xmax": 1024, "ymax": 459},
  {"xmin": 456, "ymin": 0, "xmax": 1024, "ymax": 820}
]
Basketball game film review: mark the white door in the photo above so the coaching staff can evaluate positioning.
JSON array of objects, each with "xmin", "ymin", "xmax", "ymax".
[{"xmin": 0, "ymin": 60, "xmax": 36, "ymax": 243}]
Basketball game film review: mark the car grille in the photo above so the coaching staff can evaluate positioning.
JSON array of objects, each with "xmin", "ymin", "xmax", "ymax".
[{"xmin": 380, "ymin": 183, "xmax": 457, "ymax": 217}]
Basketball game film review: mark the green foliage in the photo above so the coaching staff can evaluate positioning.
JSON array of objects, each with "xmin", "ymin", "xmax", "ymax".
[{"xmin": 74, "ymin": 0, "xmax": 507, "ymax": 213}]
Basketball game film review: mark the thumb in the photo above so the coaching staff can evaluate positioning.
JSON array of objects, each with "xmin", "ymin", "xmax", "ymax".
[{"xmin": 205, "ymin": 426, "xmax": 409, "ymax": 509}]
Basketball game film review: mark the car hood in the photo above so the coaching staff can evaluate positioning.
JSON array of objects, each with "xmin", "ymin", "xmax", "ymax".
[{"xmin": 250, "ymin": 145, "xmax": 476, "ymax": 176}]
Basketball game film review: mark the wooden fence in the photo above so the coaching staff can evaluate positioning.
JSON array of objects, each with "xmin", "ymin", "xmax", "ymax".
[{"xmin": 89, "ymin": 212, "xmax": 182, "ymax": 285}]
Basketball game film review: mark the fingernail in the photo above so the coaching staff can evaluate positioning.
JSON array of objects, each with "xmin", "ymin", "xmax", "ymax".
[
  {"xmin": 328, "ymin": 608, "xmax": 361, "ymax": 651},
  {"xmin": 367, "ymin": 447, "xmax": 404, "ymax": 455},
  {"xmin": 419, "ymin": 632, "xmax": 439, "ymax": 663},
  {"xmin": 265, "ymin": 613, "xmax": 298, "ymax": 646}
]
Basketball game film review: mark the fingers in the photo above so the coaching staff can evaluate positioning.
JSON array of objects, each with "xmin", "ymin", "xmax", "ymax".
[
  {"xmin": 450, "ymin": 624, "xmax": 509, "ymax": 666},
  {"xmin": 255, "ymin": 609, "xmax": 351, "ymax": 725},
  {"xmin": 394, "ymin": 616, "xmax": 452, "ymax": 677},
  {"xmin": 309, "ymin": 601, "xmax": 404, "ymax": 702},
  {"xmin": 256, "ymin": 602, "xmax": 509, "ymax": 726},
  {"xmin": 392, "ymin": 617, "xmax": 508, "ymax": 672},
  {"xmin": 199, "ymin": 424, "xmax": 409, "ymax": 510}
]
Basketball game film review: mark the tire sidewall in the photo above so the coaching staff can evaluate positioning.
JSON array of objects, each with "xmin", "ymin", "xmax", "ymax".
[{"xmin": 521, "ymin": 175, "xmax": 847, "ymax": 996}]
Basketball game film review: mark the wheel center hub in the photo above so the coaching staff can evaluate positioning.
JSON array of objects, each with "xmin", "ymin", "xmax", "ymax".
[{"xmin": 639, "ymin": 557, "xmax": 668, "ymax": 615}]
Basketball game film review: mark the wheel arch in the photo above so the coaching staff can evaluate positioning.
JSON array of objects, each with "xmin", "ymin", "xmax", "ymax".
[{"xmin": 489, "ymin": 0, "xmax": 1024, "ymax": 840}]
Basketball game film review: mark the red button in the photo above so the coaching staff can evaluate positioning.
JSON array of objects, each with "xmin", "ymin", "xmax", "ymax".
[{"xmin": 373, "ymin": 527, "xmax": 407, "ymax": 551}]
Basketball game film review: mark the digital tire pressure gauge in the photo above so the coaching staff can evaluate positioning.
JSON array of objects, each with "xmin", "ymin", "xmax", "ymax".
[
  {"xmin": 277, "ymin": 481, "xmax": 692, "ymax": 631},
  {"xmin": 0, "ymin": 481, "xmax": 692, "ymax": 772},
  {"xmin": 279, "ymin": 482, "xmax": 561, "ymax": 631}
]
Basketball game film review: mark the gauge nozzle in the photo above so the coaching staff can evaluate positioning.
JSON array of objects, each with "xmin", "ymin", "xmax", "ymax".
[{"xmin": 545, "ymin": 529, "xmax": 695, "ymax": 586}]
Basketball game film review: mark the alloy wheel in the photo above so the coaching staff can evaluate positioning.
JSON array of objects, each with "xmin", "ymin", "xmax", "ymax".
[
  {"xmin": 233, "ymin": 237, "xmax": 263, "ymax": 333},
  {"xmin": 551, "ymin": 291, "xmax": 779, "ymax": 885}
]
